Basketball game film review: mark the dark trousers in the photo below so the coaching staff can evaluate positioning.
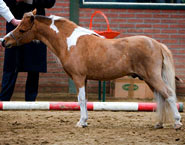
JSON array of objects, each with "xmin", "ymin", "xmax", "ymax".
[{"xmin": 0, "ymin": 71, "xmax": 39, "ymax": 101}]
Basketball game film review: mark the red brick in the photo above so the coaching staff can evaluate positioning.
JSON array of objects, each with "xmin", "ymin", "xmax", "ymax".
[
  {"xmin": 153, "ymin": 24, "xmax": 169, "ymax": 28},
  {"xmin": 178, "ymin": 10, "xmax": 185, "ymax": 13},
  {"xmin": 161, "ymin": 19, "xmax": 177, "ymax": 23},
  {"xmin": 110, "ymin": 19, "xmax": 127, "ymax": 23},
  {"xmin": 153, "ymin": 14, "xmax": 169, "ymax": 18},
  {"xmin": 127, "ymin": 9, "xmax": 143, "ymax": 13},
  {"xmin": 144, "ymin": 29, "xmax": 160, "ymax": 33},
  {"xmin": 170, "ymin": 35, "xmax": 185, "ymax": 39},
  {"xmin": 170, "ymin": 24, "xmax": 185, "ymax": 28},
  {"xmin": 55, "ymin": 2, "xmax": 69, "ymax": 7},
  {"xmin": 170, "ymin": 45, "xmax": 185, "ymax": 49},
  {"xmin": 175, "ymin": 64, "xmax": 185, "ymax": 69},
  {"xmin": 136, "ymin": 24, "xmax": 152, "ymax": 28},
  {"xmin": 178, "ymin": 20, "xmax": 185, "ymax": 24},
  {"xmin": 136, "ymin": 14, "xmax": 152, "ymax": 18},
  {"xmin": 79, "ymin": 18, "xmax": 92, "ymax": 22},
  {"xmin": 127, "ymin": 19, "xmax": 143, "ymax": 23},
  {"xmin": 174, "ymin": 55, "xmax": 185, "ymax": 59},
  {"xmin": 161, "ymin": 10, "xmax": 179, "ymax": 13},
  {"xmin": 109, "ymin": 9, "xmax": 127, "ymax": 13},
  {"xmin": 175, "ymin": 59, "xmax": 185, "ymax": 63},
  {"xmin": 170, "ymin": 14, "xmax": 185, "ymax": 18},
  {"xmin": 178, "ymin": 30, "xmax": 185, "ymax": 33},
  {"xmin": 143, "ymin": 10, "xmax": 160, "ymax": 13},
  {"xmin": 119, "ymin": 24, "xmax": 135, "ymax": 28},
  {"xmin": 176, "ymin": 70, "xmax": 185, "ymax": 74},
  {"xmin": 119, "ymin": 29, "xmax": 127, "ymax": 33},
  {"xmin": 161, "ymin": 39, "xmax": 178, "ymax": 44},
  {"xmin": 127, "ymin": 29, "xmax": 143, "ymax": 33},
  {"xmin": 171, "ymin": 49, "xmax": 179, "ymax": 54},
  {"xmin": 120, "ymin": 34, "xmax": 134, "ymax": 38},
  {"xmin": 144, "ymin": 19, "xmax": 160, "ymax": 23},
  {"xmin": 179, "ymin": 40, "xmax": 185, "ymax": 43},
  {"xmin": 153, "ymin": 34, "xmax": 170, "ymax": 38},
  {"xmin": 119, "ymin": 14, "xmax": 135, "ymax": 18},
  {"xmin": 106, "ymin": 13, "xmax": 119, "ymax": 18},
  {"xmin": 109, "ymin": 24, "xmax": 120, "ymax": 28},
  {"xmin": 161, "ymin": 29, "xmax": 177, "ymax": 33}
]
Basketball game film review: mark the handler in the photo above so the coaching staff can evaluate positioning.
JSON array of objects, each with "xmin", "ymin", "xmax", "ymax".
[
  {"xmin": 0, "ymin": 0, "xmax": 56, "ymax": 101},
  {"xmin": 0, "ymin": 0, "xmax": 20, "ymax": 26}
]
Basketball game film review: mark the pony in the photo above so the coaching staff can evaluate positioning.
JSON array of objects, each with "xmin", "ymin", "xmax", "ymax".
[{"xmin": 2, "ymin": 9, "xmax": 182, "ymax": 129}]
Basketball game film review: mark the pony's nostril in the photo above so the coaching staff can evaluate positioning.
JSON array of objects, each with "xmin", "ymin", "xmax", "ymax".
[{"xmin": 2, "ymin": 40, "xmax": 5, "ymax": 47}]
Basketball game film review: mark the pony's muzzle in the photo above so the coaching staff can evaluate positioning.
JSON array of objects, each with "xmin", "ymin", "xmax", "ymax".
[
  {"xmin": 1, "ymin": 39, "xmax": 12, "ymax": 48},
  {"xmin": 1, "ymin": 39, "xmax": 5, "ymax": 47}
]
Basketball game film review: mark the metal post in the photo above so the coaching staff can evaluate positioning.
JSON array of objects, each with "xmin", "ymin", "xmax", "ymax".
[
  {"xmin": 69, "ymin": 0, "xmax": 79, "ymax": 94},
  {"xmin": 70, "ymin": 0, "xmax": 79, "ymax": 24},
  {"xmin": 102, "ymin": 81, "xmax": 106, "ymax": 102},
  {"xmin": 98, "ymin": 81, "xmax": 102, "ymax": 101}
]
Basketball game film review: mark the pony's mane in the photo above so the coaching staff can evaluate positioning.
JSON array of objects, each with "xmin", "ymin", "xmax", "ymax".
[
  {"xmin": 34, "ymin": 15, "xmax": 52, "ymax": 24},
  {"xmin": 34, "ymin": 15, "xmax": 75, "ymax": 27}
]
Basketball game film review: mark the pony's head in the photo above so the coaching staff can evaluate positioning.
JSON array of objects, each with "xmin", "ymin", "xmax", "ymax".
[{"xmin": 2, "ymin": 9, "xmax": 37, "ymax": 48}]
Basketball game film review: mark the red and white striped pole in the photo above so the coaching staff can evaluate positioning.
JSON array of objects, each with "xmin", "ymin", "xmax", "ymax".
[{"xmin": 0, "ymin": 102, "xmax": 183, "ymax": 112}]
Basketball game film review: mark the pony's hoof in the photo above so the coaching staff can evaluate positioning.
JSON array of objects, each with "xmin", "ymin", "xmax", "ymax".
[
  {"xmin": 154, "ymin": 123, "xmax": 163, "ymax": 129},
  {"xmin": 174, "ymin": 122, "xmax": 182, "ymax": 130},
  {"xmin": 76, "ymin": 121, "xmax": 88, "ymax": 128}
]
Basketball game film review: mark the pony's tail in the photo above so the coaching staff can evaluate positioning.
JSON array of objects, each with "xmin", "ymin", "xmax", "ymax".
[{"xmin": 155, "ymin": 43, "xmax": 176, "ymax": 123}]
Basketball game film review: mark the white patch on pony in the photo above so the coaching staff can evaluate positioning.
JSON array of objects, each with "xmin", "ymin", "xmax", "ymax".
[
  {"xmin": 77, "ymin": 86, "xmax": 88, "ymax": 127},
  {"xmin": 67, "ymin": 26, "xmax": 104, "ymax": 51},
  {"xmin": 49, "ymin": 15, "xmax": 63, "ymax": 33},
  {"xmin": 78, "ymin": 87, "xmax": 85, "ymax": 102},
  {"xmin": 49, "ymin": 15, "xmax": 64, "ymax": 20}
]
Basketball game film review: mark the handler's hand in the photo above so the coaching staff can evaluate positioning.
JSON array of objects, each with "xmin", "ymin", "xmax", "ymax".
[{"xmin": 11, "ymin": 18, "xmax": 21, "ymax": 26}]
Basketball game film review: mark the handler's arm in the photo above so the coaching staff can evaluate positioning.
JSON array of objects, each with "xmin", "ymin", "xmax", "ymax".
[
  {"xmin": 0, "ymin": 0, "xmax": 20, "ymax": 26},
  {"xmin": 0, "ymin": 0, "xmax": 14, "ymax": 22}
]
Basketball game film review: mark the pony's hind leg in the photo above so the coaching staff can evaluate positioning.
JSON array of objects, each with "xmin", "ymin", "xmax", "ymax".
[
  {"xmin": 166, "ymin": 89, "xmax": 182, "ymax": 130},
  {"xmin": 153, "ymin": 90, "xmax": 165, "ymax": 129},
  {"xmin": 147, "ymin": 77, "xmax": 182, "ymax": 129},
  {"xmin": 73, "ymin": 75, "xmax": 88, "ymax": 128}
]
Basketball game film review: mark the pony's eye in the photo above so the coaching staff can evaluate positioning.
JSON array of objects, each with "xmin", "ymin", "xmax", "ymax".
[{"xmin": 19, "ymin": 30, "xmax": 26, "ymax": 33}]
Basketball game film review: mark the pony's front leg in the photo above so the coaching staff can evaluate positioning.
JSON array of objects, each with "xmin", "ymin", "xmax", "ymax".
[
  {"xmin": 73, "ymin": 76, "xmax": 88, "ymax": 127},
  {"xmin": 76, "ymin": 86, "xmax": 88, "ymax": 127}
]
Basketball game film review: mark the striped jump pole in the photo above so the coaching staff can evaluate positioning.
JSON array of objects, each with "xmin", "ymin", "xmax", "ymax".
[{"xmin": 0, "ymin": 102, "xmax": 183, "ymax": 112}]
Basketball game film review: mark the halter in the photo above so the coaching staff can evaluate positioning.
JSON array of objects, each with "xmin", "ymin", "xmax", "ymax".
[{"xmin": 10, "ymin": 31, "xmax": 19, "ymax": 46}]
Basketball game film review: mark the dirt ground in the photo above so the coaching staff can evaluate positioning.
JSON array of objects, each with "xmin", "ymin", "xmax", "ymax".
[{"xmin": 0, "ymin": 94, "xmax": 185, "ymax": 145}]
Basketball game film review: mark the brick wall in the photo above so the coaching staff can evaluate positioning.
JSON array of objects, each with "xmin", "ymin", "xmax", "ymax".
[{"xmin": 0, "ymin": 0, "xmax": 185, "ymax": 96}]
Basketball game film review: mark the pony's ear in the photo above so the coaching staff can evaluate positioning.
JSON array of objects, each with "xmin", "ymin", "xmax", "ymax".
[{"xmin": 32, "ymin": 9, "xmax": 37, "ymax": 15}]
